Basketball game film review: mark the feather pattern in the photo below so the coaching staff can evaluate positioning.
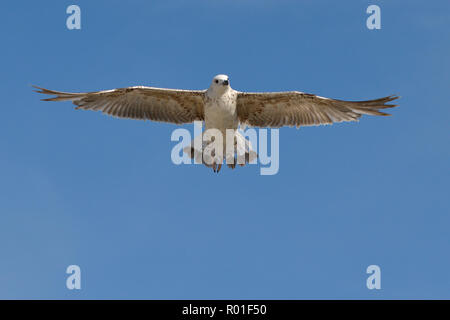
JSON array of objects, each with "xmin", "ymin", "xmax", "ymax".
[
  {"xmin": 33, "ymin": 85, "xmax": 205, "ymax": 124},
  {"xmin": 236, "ymin": 91, "xmax": 399, "ymax": 128}
]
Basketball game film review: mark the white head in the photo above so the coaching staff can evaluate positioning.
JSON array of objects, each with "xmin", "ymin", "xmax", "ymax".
[{"xmin": 208, "ymin": 74, "xmax": 230, "ymax": 96}]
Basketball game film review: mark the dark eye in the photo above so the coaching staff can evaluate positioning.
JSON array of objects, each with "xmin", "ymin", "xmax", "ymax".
[{"xmin": 215, "ymin": 80, "xmax": 219, "ymax": 83}]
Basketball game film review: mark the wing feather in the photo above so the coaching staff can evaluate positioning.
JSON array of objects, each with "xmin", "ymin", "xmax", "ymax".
[
  {"xmin": 33, "ymin": 85, "xmax": 206, "ymax": 124},
  {"xmin": 237, "ymin": 91, "xmax": 399, "ymax": 128}
]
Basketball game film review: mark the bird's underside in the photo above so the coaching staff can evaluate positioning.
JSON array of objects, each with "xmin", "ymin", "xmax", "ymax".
[{"xmin": 33, "ymin": 76, "xmax": 399, "ymax": 173}]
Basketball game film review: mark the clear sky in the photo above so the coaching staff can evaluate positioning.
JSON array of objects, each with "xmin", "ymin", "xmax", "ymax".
[{"xmin": 0, "ymin": 0, "xmax": 449, "ymax": 299}]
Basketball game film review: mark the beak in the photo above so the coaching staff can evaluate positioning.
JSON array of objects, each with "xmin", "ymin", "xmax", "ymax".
[{"xmin": 223, "ymin": 80, "xmax": 229, "ymax": 86}]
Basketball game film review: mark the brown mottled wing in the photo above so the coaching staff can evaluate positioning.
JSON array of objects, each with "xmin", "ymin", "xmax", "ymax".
[
  {"xmin": 236, "ymin": 91, "xmax": 399, "ymax": 128},
  {"xmin": 33, "ymin": 86, "xmax": 205, "ymax": 124}
]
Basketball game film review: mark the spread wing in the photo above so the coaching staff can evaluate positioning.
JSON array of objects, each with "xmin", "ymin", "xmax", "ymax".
[
  {"xmin": 237, "ymin": 91, "xmax": 399, "ymax": 128},
  {"xmin": 33, "ymin": 85, "xmax": 206, "ymax": 124}
]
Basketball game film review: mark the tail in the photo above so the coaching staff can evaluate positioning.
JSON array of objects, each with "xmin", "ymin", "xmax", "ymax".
[{"xmin": 183, "ymin": 131, "xmax": 257, "ymax": 173}]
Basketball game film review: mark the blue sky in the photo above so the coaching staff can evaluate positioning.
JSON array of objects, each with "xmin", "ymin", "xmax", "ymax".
[{"xmin": 0, "ymin": 0, "xmax": 449, "ymax": 299}]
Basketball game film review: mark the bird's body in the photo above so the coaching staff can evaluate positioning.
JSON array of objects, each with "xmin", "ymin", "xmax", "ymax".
[
  {"xmin": 34, "ymin": 74, "xmax": 399, "ymax": 172},
  {"xmin": 204, "ymin": 77, "xmax": 239, "ymax": 133}
]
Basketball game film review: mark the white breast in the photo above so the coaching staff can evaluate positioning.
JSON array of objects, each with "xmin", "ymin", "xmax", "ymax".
[{"xmin": 204, "ymin": 89, "xmax": 239, "ymax": 132}]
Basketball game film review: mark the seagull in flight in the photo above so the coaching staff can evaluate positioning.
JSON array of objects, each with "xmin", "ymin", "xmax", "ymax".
[{"xmin": 34, "ymin": 74, "xmax": 399, "ymax": 172}]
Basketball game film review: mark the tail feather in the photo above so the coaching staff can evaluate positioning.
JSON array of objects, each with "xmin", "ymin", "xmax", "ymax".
[{"xmin": 183, "ymin": 131, "xmax": 257, "ymax": 172}]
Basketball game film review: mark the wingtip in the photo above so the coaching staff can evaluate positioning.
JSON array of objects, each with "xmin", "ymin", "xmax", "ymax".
[
  {"xmin": 32, "ymin": 85, "xmax": 46, "ymax": 94},
  {"xmin": 389, "ymin": 94, "xmax": 401, "ymax": 101}
]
